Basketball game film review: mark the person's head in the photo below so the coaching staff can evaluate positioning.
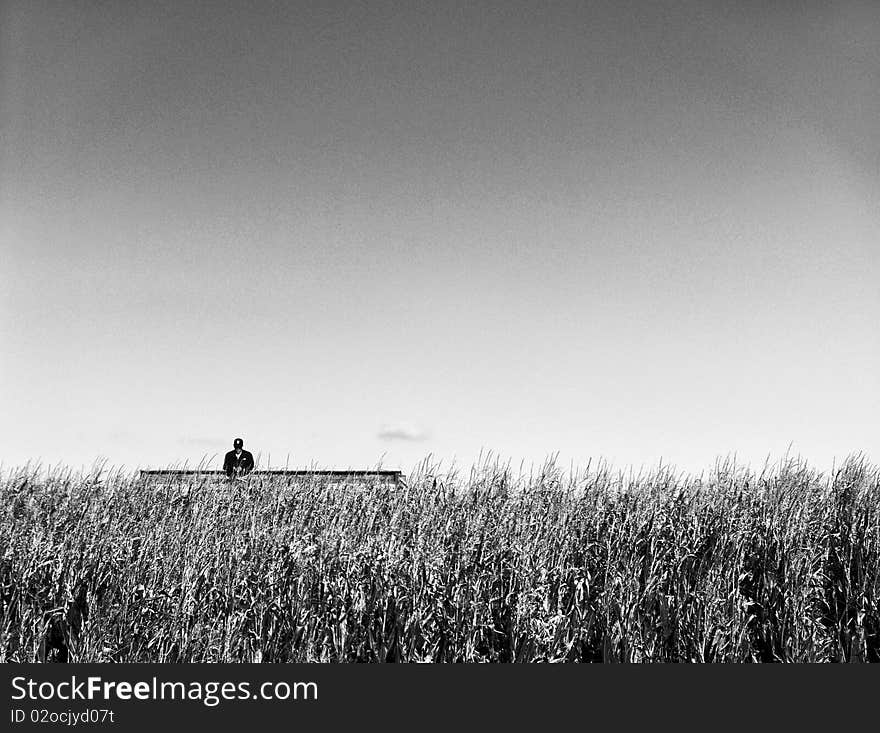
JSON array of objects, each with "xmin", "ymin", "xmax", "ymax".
[{"xmin": 233, "ymin": 438, "xmax": 243, "ymax": 451}]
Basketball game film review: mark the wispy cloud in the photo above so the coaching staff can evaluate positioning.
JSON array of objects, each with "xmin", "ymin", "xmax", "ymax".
[
  {"xmin": 178, "ymin": 437, "xmax": 223, "ymax": 448},
  {"xmin": 377, "ymin": 423, "xmax": 430, "ymax": 442},
  {"xmin": 108, "ymin": 428, "xmax": 136, "ymax": 443}
]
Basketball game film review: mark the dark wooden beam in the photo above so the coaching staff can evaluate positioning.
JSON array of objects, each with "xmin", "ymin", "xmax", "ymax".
[{"xmin": 139, "ymin": 469, "xmax": 403, "ymax": 481}]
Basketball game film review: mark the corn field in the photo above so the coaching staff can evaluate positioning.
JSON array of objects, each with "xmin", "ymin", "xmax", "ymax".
[{"xmin": 1, "ymin": 456, "xmax": 878, "ymax": 662}]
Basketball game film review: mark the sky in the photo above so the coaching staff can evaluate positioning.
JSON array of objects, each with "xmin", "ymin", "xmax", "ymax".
[{"xmin": 1, "ymin": 1, "xmax": 878, "ymax": 475}]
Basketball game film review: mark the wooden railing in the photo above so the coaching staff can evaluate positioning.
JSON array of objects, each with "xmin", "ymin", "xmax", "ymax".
[{"xmin": 139, "ymin": 469, "xmax": 404, "ymax": 485}]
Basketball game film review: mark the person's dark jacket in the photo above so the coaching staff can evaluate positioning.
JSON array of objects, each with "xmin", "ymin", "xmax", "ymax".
[{"xmin": 223, "ymin": 449, "xmax": 255, "ymax": 477}]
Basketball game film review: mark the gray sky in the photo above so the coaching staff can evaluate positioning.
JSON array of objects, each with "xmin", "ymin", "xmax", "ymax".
[{"xmin": 2, "ymin": 1, "xmax": 878, "ymax": 473}]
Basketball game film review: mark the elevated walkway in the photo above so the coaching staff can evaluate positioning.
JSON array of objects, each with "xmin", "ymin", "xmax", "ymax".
[{"xmin": 139, "ymin": 469, "xmax": 404, "ymax": 485}]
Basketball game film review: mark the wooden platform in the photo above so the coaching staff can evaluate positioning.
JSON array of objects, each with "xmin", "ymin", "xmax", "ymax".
[{"xmin": 139, "ymin": 469, "xmax": 404, "ymax": 485}]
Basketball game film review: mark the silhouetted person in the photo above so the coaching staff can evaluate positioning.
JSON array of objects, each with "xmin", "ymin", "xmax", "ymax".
[{"xmin": 223, "ymin": 437, "xmax": 254, "ymax": 478}]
